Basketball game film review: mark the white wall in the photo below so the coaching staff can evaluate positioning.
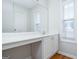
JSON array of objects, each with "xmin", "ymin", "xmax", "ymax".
[
  {"xmin": 59, "ymin": 0, "xmax": 77, "ymax": 57},
  {"xmin": 59, "ymin": 40, "xmax": 77, "ymax": 56},
  {"xmin": 48, "ymin": 0, "xmax": 77, "ymax": 57},
  {"xmin": 2, "ymin": 0, "xmax": 14, "ymax": 32},
  {"xmin": 48, "ymin": 0, "xmax": 61, "ymax": 34}
]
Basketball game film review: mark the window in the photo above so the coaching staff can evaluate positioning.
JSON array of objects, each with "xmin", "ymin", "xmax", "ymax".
[{"xmin": 63, "ymin": 0, "xmax": 75, "ymax": 39}]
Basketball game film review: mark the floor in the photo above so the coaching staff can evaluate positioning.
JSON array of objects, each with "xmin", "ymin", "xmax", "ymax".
[{"xmin": 50, "ymin": 53, "xmax": 72, "ymax": 59}]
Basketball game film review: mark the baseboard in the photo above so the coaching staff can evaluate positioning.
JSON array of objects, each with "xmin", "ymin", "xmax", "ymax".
[
  {"xmin": 48, "ymin": 50, "xmax": 59, "ymax": 59},
  {"xmin": 58, "ymin": 51, "xmax": 77, "ymax": 59}
]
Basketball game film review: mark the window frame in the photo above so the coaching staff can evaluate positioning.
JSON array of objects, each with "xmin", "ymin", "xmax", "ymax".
[{"xmin": 62, "ymin": 0, "xmax": 75, "ymax": 39}]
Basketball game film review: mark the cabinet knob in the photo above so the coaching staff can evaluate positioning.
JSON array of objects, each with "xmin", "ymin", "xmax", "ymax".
[
  {"xmin": 36, "ymin": 0, "xmax": 39, "ymax": 1},
  {"xmin": 14, "ymin": 29, "xmax": 16, "ymax": 31}
]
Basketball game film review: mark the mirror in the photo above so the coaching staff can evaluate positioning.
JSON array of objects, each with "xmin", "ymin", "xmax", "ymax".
[{"xmin": 2, "ymin": 0, "xmax": 48, "ymax": 34}]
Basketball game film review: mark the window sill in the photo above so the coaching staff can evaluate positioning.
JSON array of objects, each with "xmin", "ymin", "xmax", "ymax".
[{"xmin": 60, "ymin": 39, "xmax": 77, "ymax": 44}]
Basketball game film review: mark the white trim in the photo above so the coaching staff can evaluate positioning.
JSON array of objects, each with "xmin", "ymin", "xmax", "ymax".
[
  {"xmin": 60, "ymin": 39, "xmax": 77, "ymax": 44},
  {"xmin": 58, "ymin": 51, "xmax": 77, "ymax": 59},
  {"xmin": 48, "ymin": 50, "xmax": 58, "ymax": 59},
  {"xmin": 2, "ymin": 38, "xmax": 41, "ymax": 50}
]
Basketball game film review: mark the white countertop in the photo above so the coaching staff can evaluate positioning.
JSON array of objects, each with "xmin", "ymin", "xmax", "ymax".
[
  {"xmin": 2, "ymin": 32, "xmax": 54, "ymax": 45},
  {"xmin": 2, "ymin": 32, "xmax": 58, "ymax": 50}
]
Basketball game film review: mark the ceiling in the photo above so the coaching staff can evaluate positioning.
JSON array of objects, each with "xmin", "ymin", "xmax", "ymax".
[{"xmin": 13, "ymin": 0, "xmax": 37, "ymax": 8}]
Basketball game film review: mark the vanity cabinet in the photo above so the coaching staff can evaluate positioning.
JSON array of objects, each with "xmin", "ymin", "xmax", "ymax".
[
  {"xmin": 31, "ymin": 41, "xmax": 42, "ymax": 59},
  {"xmin": 2, "ymin": 34, "xmax": 59, "ymax": 59},
  {"xmin": 42, "ymin": 35, "xmax": 58, "ymax": 59},
  {"xmin": 31, "ymin": 35, "xmax": 59, "ymax": 59}
]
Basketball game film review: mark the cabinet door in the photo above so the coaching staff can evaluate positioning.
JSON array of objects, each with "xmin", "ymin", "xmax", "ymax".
[
  {"xmin": 42, "ymin": 35, "xmax": 58, "ymax": 59},
  {"xmin": 51, "ymin": 35, "xmax": 59, "ymax": 55},
  {"xmin": 31, "ymin": 41, "xmax": 42, "ymax": 59}
]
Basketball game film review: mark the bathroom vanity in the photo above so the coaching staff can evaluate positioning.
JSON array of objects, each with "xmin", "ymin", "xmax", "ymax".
[
  {"xmin": 2, "ymin": 0, "xmax": 60, "ymax": 59},
  {"xmin": 2, "ymin": 32, "xmax": 59, "ymax": 59}
]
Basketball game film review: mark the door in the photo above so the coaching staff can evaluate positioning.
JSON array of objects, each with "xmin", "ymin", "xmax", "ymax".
[{"xmin": 14, "ymin": 11, "xmax": 27, "ymax": 32}]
